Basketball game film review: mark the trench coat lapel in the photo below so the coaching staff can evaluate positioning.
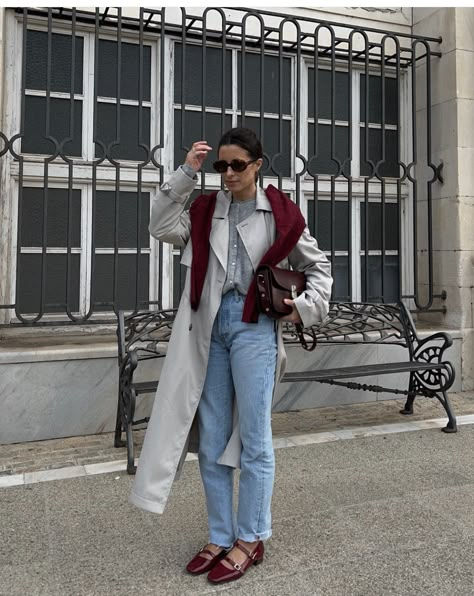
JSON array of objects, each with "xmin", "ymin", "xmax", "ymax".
[
  {"xmin": 237, "ymin": 187, "xmax": 273, "ymax": 271},
  {"xmin": 209, "ymin": 190, "xmax": 230, "ymax": 272}
]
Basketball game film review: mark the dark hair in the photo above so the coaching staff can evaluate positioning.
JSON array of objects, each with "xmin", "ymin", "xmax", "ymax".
[{"xmin": 217, "ymin": 127, "xmax": 263, "ymax": 161}]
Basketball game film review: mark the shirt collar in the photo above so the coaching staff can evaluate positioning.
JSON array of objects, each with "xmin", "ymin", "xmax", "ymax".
[{"xmin": 213, "ymin": 186, "xmax": 271, "ymax": 219}]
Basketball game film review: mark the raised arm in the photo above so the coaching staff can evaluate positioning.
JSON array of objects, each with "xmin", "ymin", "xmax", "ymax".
[{"xmin": 149, "ymin": 141, "xmax": 212, "ymax": 247}]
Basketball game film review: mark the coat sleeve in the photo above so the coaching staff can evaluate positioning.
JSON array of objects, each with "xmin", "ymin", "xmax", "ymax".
[
  {"xmin": 287, "ymin": 226, "xmax": 333, "ymax": 328},
  {"xmin": 149, "ymin": 167, "xmax": 197, "ymax": 247}
]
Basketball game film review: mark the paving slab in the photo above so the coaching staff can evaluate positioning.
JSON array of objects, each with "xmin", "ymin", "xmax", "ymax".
[
  {"xmin": 1, "ymin": 425, "xmax": 474, "ymax": 596},
  {"xmin": 1, "ymin": 391, "xmax": 474, "ymax": 477}
]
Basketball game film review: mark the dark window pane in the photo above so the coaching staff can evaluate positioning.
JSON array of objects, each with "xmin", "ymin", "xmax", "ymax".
[
  {"xmin": 25, "ymin": 30, "xmax": 83, "ymax": 94},
  {"xmin": 239, "ymin": 116, "xmax": 291, "ymax": 178},
  {"xmin": 174, "ymin": 110, "xmax": 232, "ymax": 172},
  {"xmin": 22, "ymin": 96, "xmax": 82, "ymax": 156},
  {"xmin": 93, "ymin": 254, "xmax": 149, "ymax": 311},
  {"xmin": 360, "ymin": 127, "xmax": 399, "ymax": 178},
  {"xmin": 174, "ymin": 43, "xmax": 232, "ymax": 109},
  {"xmin": 308, "ymin": 69, "xmax": 349, "ymax": 121},
  {"xmin": 21, "ymin": 187, "xmax": 81, "ymax": 248},
  {"xmin": 360, "ymin": 75, "xmax": 398, "ymax": 125},
  {"xmin": 361, "ymin": 255, "xmax": 399, "ymax": 302},
  {"xmin": 237, "ymin": 53, "xmax": 291, "ymax": 115},
  {"xmin": 173, "ymin": 252, "xmax": 187, "ymax": 308},
  {"xmin": 332, "ymin": 255, "xmax": 350, "ymax": 301},
  {"xmin": 308, "ymin": 200, "xmax": 349, "ymax": 252},
  {"xmin": 94, "ymin": 103, "xmax": 150, "ymax": 161},
  {"xmin": 18, "ymin": 253, "xmax": 80, "ymax": 314},
  {"xmin": 308, "ymin": 123, "xmax": 350, "ymax": 177},
  {"xmin": 360, "ymin": 202, "xmax": 399, "ymax": 251},
  {"xmin": 98, "ymin": 40, "xmax": 151, "ymax": 101},
  {"xmin": 94, "ymin": 191, "xmax": 150, "ymax": 248}
]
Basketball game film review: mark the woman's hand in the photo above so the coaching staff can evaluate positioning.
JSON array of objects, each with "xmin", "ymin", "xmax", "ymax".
[
  {"xmin": 281, "ymin": 299, "xmax": 302, "ymax": 324},
  {"xmin": 185, "ymin": 141, "xmax": 213, "ymax": 172}
]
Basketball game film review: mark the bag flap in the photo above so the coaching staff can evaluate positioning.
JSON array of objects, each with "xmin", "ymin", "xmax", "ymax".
[{"xmin": 258, "ymin": 265, "xmax": 306, "ymax": 293}]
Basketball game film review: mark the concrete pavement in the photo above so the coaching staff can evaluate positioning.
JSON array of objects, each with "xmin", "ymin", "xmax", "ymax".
[
  {"xmin": 2, "ymin": 392, "xmax": 474, "ymax": 476},
  {"xmin": 1, "ymin": 423, "xmax": 474, "ymax": 595}
]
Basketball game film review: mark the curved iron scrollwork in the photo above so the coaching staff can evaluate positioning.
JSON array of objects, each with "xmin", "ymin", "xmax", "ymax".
[
  {"xmin": 283, "ymin": 301, "xmax": 410, "ymax": 346},
  {"xmin": 115, "ymin": 301, "xmax": 458, "ymax": 473},
  {"xmin": 115, "ymin": 308, "xmax": 176, "ymax": 473},
  {"xmin": 410, "ymin": 332, "xmax": 455, "ymax": 394}
]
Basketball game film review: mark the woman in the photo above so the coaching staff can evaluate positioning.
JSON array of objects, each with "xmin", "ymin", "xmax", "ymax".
[{"xmin": 130, "ymin": 128, "xmax": 333, "ymax": 585}]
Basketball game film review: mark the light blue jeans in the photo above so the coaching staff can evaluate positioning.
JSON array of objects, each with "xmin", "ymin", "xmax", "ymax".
[{"xmin": 197, "ymin": 291, "xmax": 277, "ymax": 548}]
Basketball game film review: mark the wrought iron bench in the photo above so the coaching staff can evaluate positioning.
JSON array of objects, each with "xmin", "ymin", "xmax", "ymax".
[{"xmin": 115, "ymin": 301, "xmax": 457, "ymax": 474}]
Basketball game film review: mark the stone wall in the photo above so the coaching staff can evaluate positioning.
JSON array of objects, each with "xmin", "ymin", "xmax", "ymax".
[{"xmin": 413, "ymin": 8, "xmax": 474, "ymax": 389}]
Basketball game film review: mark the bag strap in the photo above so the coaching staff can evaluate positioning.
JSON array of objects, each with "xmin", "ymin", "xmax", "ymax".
[{"xmin": 295, "ymin": 323, "xmax": 317, "ymax": 352}]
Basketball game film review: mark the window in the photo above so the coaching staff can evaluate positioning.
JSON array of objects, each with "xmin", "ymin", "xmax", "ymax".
[
  {"xmin": 12, "ymin": 24, "xmax": 158, "ymax": 319},
  {"xmin": 4, "ymin": 11, "xmax": 411, "ymax": 323},
  {"xmin": 173, "ymin": 43, "xmax": 293, "ymax": 177},
  {"xmin": 171, "ymin": 43, "xmax": 295, "ymax": 301},
  {"xmin": 305, "ymin": 63, "xmax": 404, "ymax": 303}
]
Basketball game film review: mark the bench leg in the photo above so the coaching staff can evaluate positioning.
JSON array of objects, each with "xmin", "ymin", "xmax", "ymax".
[
  {"xmin": 400, "ymin": 376, "xmax": 416, "ymax": 415},
  {"xmin": 435, "ymin": 391, "xmax": 458, "ymax": 433},
  {"xmin": 400, "ymin": 393, "xmax": 415, "ymax": 416},
  {"xmin": 125, "ymin": 390, "xmax": 137, "ymax": 474},
  {"xmin": 126, "ymin": 420, "xmax": 137, "ymax": 474},
  {"xmin": 114, "ymin": 389, "xmax": 126, "ymax": 448}
]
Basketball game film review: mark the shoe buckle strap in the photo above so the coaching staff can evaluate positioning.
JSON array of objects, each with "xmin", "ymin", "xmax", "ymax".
[{"xmin": 234, "ymin": 541, "xmax": 256, "ymax": 559}]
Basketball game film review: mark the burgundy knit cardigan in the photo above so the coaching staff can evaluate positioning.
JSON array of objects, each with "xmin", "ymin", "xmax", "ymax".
[{"xmin": 189, "ymin": 184, "xmax": 306, "ymax": 323}]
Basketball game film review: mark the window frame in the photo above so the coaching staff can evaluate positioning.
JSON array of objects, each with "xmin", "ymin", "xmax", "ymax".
[
  {"xmin": 300, "ymin": 57, "xmax": 412, "ymax": 304},
  {"xmin": 1, "ymin": 14, "xmax": 164, "ymax": 323}
]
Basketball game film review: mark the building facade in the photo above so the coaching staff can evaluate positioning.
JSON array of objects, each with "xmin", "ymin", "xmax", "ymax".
[{"xmin": 0, "ymin": 7, "xmax": 472, "ymax": 443}]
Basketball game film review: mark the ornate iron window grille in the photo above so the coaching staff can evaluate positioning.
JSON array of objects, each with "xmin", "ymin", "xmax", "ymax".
[{"xmin": 0, "ymin": 7, "xmax": 443, "ymax": 326}]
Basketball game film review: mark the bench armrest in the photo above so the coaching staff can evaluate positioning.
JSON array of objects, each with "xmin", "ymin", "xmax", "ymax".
[{"xmin": 413, "ymin": 331, "xmax": 453, "ymax": 361}]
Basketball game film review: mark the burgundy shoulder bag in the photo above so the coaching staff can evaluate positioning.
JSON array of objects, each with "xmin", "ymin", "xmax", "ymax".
[{"xmin": 256, "ymin": 264, "xmax": 317, "ymax": 351}]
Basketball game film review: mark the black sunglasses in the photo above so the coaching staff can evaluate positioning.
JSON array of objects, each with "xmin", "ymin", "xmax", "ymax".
[{"xmin": 212, "ymin": 159, "xmax": 257, "ymax": 173}]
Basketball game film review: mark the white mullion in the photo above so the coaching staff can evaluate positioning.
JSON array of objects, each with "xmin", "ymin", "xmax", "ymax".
[
  {"xmin": 159, "ymin": 36, "xmax": 175, "ymax": 309},
  {"xmin": 232, "ymin": 48, "xmax": 238, "ymax": 126},
  {"xmin": 84, "ymin": 30, "xmax": 95, "ymax": 162},
  {"xmin": 349, "ymin": 69, "xmax": 361, "ymax": 301},
  {"xmin": 80, "ymin": 31, "xmax": 94, "ymax": 317},
  {"xmin": 352, "ymin": 198, "xmax": 362, "ymax": 302},
  {"xmin": 143, "ymin": 36, "xmax": 159, "ymax": 310},
  {"xmin": 290, "ymin": 53, "xmax": 297, "ymax": 185},
  {"xmin": 300, "ymin": 60, "xmax": 312, "ymax": 211},
  {"xmin": 351, "ymin": 69, "xmax": 360, "ymax": 179},
  {"xmin": 82, "ymin": 184, "xmax": 92, "ymax": 317},
  {"xmin": 149, "ymin": 35, "xmax": 159, "ymax": 160}
]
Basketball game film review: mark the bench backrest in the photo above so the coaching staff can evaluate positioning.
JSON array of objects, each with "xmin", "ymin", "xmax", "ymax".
[
  {"xmin": 283, "ymin": 302, "xmax": 417, "ymax": 352},
  {"xmin": 118, "ymin": 302, "xmax": 418, "ymax": 364},
  {"xmin": 117, "ymin": 309, "xmax": 176, "ymax": 366}
]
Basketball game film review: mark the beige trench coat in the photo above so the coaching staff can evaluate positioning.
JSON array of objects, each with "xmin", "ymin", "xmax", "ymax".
[{"xmin": 129, "ymin": 168, "xmax": 333, "ymax": 514}]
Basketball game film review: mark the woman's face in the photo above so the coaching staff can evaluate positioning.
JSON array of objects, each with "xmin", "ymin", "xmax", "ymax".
[{"xmin": 217, "ymin": 144, "xmax": 262, "ymax": 200}]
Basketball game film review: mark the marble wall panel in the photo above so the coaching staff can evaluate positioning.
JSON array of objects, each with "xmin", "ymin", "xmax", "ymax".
[
  {"xmin": 0, "ymin": 354, "xmax": 164, "ymax": 445},
  {"xmin": 0, "ymin": 332, "xmax": 463, "ymax": 444}
]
